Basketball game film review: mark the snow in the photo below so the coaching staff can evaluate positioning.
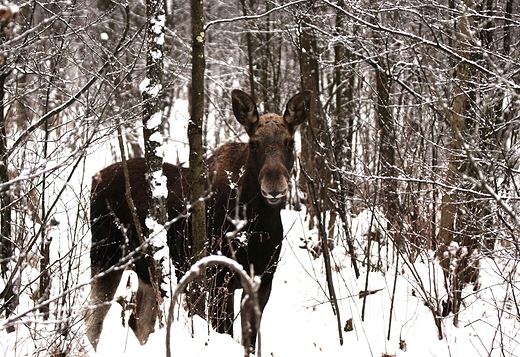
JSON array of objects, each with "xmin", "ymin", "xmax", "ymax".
[
  {"xmin": 80, "ymin": 210, "xmax": 520, "ymax": 357},
  {"xmin": 149, "ymin": 130, "xmax": 163, "ymax": 144},
  {"xmin": 140, "ymin": 81, "xmax": 162, "ymax": 99},
  {"xmin": 150, "ymin": 49, "xmax": 163, "ymax": 61},
  {"xmin": 2, "ymin": 192, "xmax": 519, "ymax": 356},
  {"xmin": 139, "ymin": 78, "xmax": 151, "ymax": 93},
  {"xmin": 151, "ymin": 15, "xmax": 165, "ymax": 34}
]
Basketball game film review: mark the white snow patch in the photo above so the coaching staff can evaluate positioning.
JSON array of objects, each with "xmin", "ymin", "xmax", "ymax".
[
  {"xmin": 148, "ymin": 131, "xmax": 163, "ymax": 144},
  {"xmin": 146, "ymin": 111, "xmax": 162, "ymax": 130},
  {"xmin": 151, "ymin": 169, "xmax": 168, "ymax": 198},
  {"xmin": 150, "ymin": 49, "xmax": 162, "ymax": 61},
  {"xmin": 139, "ymin": 78, "xmax": 150, "ymax": 92},
  {"xmin": 151, "ymin": 14, "xmax": 165, "ymax": 35}
]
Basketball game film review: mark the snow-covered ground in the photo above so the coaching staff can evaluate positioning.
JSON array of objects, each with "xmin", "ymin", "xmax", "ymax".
[
  {"xmin": 87, "ymin": 209, "xmax": 520, "ymax": 357},
  {"xmin": 2, "ymin": 192, "xmax": 519, "ymax": 356}
]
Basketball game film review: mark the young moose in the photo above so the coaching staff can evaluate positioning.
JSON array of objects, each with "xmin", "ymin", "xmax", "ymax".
[{"xmin": 86, "ymin": 89, "xmax": 311, "ymax": 350}]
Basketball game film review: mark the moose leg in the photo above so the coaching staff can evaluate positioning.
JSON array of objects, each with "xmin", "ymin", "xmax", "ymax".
[
  {"xmin": 87, "ymin": 214, "xmax": 128, "ymax": 349},
  {"xmin": 128, "ymin": 278, "xmax": 157, "ymax": 345},
  {"xmin": 85, "ymin": 267, "xmax": 124, "ymax": 350},
  {"xmin": 210, "ymin": 286, "xmax": 235, "ymax": 335},
  {"xmin": 224, "ymin": 291, "xmax": 235, "ymax": 334},
  {"xmin": 126, "ymin": 226, "xmax": 161, "ymax": 345},
  {"xmin": 244, "ymin": 276, "xmax": 273, "ymax": 351}
]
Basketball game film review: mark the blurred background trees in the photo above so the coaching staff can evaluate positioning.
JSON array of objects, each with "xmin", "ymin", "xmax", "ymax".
[{"xmin": 0, "ymin": 0, "xmax": 519, "ymax": 354}]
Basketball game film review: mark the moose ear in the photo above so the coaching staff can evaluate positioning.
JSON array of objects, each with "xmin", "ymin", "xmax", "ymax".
[
  {"xmin": 231, "ymin": 89, "xmax": 259, "ymax": 136},
  {"xmin": 284, "ymin": 90, "xmax": 312, "ymax": 133}
]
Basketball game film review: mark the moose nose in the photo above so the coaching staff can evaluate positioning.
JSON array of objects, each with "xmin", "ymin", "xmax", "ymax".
[{"xmin": 261, "ymin": 187, "xmax": 288, "ymax": 199}]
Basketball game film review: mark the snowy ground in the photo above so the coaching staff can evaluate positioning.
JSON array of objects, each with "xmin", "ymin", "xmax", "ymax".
[
  {"xmin": 87, "ymin": 210, "xmax": 520, "ymax": 357},
  {"xmin": 1, "ymin": 208, "xmax": 519, "ymax": 356}
]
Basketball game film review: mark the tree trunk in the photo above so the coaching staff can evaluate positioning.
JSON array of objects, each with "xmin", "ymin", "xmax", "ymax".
[
  {"xmin": 0, "ymin": 6, "xmax": 18, "ymax": 328},
  {"xmin": 503, "ymin": 0, "xmax": 513, "ymax": 55},
  {"xmin": 0, "ymin": 73, "xmax": 11, "ymax": 279},
  {"xmin": 140, "ymin": 0, "xmax": 167, "ymax": 328},
  {"xmin": 0, "ymin": 67, "xmax": 15, "ymax": 331},
  {"xmin": 368, "ymin": 2, "xmax": 400, "ymax": 245},
  {"xmin": 298, "ymin": 14, "xmax": 327, "ymax": 229},
  {"xmin": 189, "ymin": 0, "xmax": 207, "ymax": 317},
  {"xmin": 439, "ymin": 0, "xmax": 481, "ymax": 326},
  {"xmin": 239, "ymin": 0, "xmax": 256, "ymax": 103},
  {"xmin": 374, "ymin": 66, "xmax": 399, "ymax": 235},
  {"xmin": 331, "ymin": 0, "xmax": 359, "ymax": 278}
]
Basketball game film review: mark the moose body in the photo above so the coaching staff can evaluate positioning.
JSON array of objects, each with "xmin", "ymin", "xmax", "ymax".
[{"xmin": 86, "ymin": 89, "xmax": 311, "ymax": 350}]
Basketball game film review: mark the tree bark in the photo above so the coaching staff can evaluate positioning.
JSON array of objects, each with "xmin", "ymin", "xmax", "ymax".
[
  {"xmin": 0, "ymin": 72, "xmax": 11, "ymax": 279},
  {"xmin": 239, "ymin": 0, "xmax": 257, "ymax": 103},
  {"xmin": 331, "ymin": 0, "xmax": 359, "ymax": 278},
  {"xmin": 0, "ymin": 5, "xmax": 18, "ymax": 328},
  {"xmin": 298, "ymin": 12, "xmax": 329, "ymax": 228},
  {"xmin": 140, "ymin": 0, "xmax": 167, "ymax": 327},
  {"xmin": 374, "ymin": 66, "xmax": 399, "ymax": 234},
  {"xmin": 189, "ymin": 0, "xmax": 207, "ymax": 317}
]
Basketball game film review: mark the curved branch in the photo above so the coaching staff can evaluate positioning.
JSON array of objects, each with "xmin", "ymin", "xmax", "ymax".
[{"xmin": 166, "ymin": 256, "xmax": 261, "ymax": 357}]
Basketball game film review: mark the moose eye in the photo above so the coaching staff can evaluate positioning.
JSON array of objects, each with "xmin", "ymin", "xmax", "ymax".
[
  {"xmin": 286, "ymin": 140, "xmax": 295, "ymax": 151},
  {"xmin": 249, "ymin": 140, "xmax": 260, "ymax": 151}
]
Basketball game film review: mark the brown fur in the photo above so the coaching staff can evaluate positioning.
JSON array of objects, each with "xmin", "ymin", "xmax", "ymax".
[{"xmin": 86, "ymin": 90, "xmax": 311, "ymax": 350}]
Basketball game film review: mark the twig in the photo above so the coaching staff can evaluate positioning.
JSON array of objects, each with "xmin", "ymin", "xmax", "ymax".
[
  {"xmin": 300, "ymin": 161, "xmax": 343, "ymax": 345},
  {"xmin": 6, "ymin": 3, "xmax": 132, "ymax": 158},
  {"xmin": 204, "ymin": 0, "xmax": 308, "ymax": 30},
  {"xmin": 387, "ymin": 253, "xmax": 399, "ymax": 340}
]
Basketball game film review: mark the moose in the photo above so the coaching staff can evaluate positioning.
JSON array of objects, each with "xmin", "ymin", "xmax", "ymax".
[{"xmin": 86, "ymin": 89, "xmax": 311, "ymax": 350}]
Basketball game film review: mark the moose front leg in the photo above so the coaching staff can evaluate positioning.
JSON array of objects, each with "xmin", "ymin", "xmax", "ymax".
[
  {"xmin": 128, "ymin": 278, "xmax": 158, "ymax": 345},
  {"xmin": 210, "ymin": 284, "xmax": 235, "ymax": 335},
  {"xmin": 242, "ymin": 275, "xmax": 273, "ymax": 352}
]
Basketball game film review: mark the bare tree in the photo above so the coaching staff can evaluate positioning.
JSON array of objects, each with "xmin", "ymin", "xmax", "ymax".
[
  {"xmin": 188, "ymin": 0, "xmax": 207, "ymax": 317},
  {"xmin": 0, "ymin": 2, "xmax": 19, "ymax": 329}
]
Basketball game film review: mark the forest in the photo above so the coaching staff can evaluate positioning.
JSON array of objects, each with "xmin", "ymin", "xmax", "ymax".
[{"xmin": 0, "ymin": 0, "xmax": 520, "ymax": 356}]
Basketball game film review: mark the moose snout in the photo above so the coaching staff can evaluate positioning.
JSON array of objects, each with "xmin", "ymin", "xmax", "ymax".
[
  {"xmin": 261, "ymin": 187, "xmax": 288, "ymax": 199},
  {"xmin": 258, "ymin": 160, "xmax": 291, "ymax": 205},
  {"xmin": 259, "ymin": 173, "xmax": 289, "ymax": 205}
]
